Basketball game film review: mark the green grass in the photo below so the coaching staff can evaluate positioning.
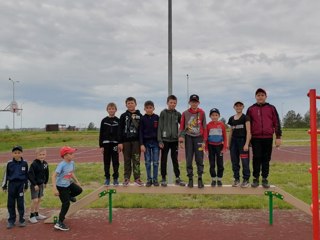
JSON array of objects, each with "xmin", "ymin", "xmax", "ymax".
[{"xmin": 0, "ymin": 162, "xmax": 312, "ymax": 210}]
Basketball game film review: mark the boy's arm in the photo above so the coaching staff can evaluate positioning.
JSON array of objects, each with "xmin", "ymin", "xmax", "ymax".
[
  {"xmin": 44, "ymin": 162, "xmax": 49, "ymax": 185},
  {"xmin": 52, "ymin": 172, "xmax": 59, "ymax": 196},
  {"xmin": 99, "ymin": 119, "xmax": 104, "ymax": 148},
  {"xmin": 1, "ymin": 163, "xmax": 8, "ymax": 192},
  {"xmin": 222, "ymin": 124, "xmax": 228, "ymax": 151},
  {"xmin": 244, "ymin": 120, "xmax": 251, "ymax": 151},
  {"xmin": 178, "ymin": 112, "xmax": 186, "ymax": 144},
  {"xmin": 24, "ymin": 162, "xmax": 29, "ymax": 191},
  {"xmin": 28, "ymin": 163, "xmax": 37, "ymax": 186},
  {"xmin": 272, "ymin": 106, "xmax": 282, "ymax": 147},
  {"xmin": 202, "ymin": 112, "xmax": 208, "ymax": 144},
  {"xmin": 157, "ymin": 111, "xmax": 164, "ymax": 147},
  {"xmin": 72, "ymin": 173, "xmax": 81, "ymax": 186}
]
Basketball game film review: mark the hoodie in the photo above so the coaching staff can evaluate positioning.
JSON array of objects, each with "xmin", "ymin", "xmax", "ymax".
[
  {"xmin": 118, "ymin": 109, "xmax": 142, "ymax": 143},
  {"xmin": 179, "ymin": 107, "xmax": 207, "ymax": 140}
]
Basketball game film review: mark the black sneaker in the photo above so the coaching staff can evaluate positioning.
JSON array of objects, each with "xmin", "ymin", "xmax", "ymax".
[
  {"xmin": 211, "ymin": 180, "xmax": 216, "ymax": 187},
  {"xmin": 175, "ymin": 178, "xmax": 186, "ymax": 187},
  {"xmin": 160, "ymin": 178, "xmax": 167, "ymax": 187},
  {"xmin": 18, "ymin": 221, "xmax": 26, "ymax": 227},
  {"xmin": 54, "ymin": 221, "xmax": 70, "ymax": 231},
  {"xmin": 241, "ymin": 179, "xmax": 250, "ymax": 188},
  {"xmin": 217, "ymin": 180, "xmax": 223, "ymax": 187},
  {"xmin": 7, "ymin": 222, "xmax": 15, "ymax": 229},
  {"xmin": 70, "ymin": 197, "xmax": 77, "ymax": 202},
  {"xmin": 188, "ymin": 178, "xmax": 193, "ymax": 188},
  {"xmin": 262, "ymin": 178, "xmax": 270, "ymax": 188},
  {"xmin": 153, "ymin": 180, "xmax": 159, "ymax": 187},
  {"xmin": 232, "ymin": 179, "xmax": 240, "ymax": 187},
  {"xmin": 251, "ymin": 178, "xmax": 259, "ymax": 188},
  {"xmin": 198, "ymin": 178, "xmax": 204, "ymax": 189},
  {"xmin": 146, "ymin": 180, "xmax": 152, "ymax": 187}
]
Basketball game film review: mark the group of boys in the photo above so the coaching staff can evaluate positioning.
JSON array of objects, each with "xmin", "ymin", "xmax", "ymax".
[{"xmin": 100, "ymin": 88, "xmax": 282, "ymax": 190}]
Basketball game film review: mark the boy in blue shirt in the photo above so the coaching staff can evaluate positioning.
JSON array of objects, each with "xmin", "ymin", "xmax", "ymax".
[
  {"xmin": 52, "ymin": 146, "xmax": 83, "ymax": 231},
  {"xmin": 2, "ymin": 145, "xmax": 29, "ymax": 229}
]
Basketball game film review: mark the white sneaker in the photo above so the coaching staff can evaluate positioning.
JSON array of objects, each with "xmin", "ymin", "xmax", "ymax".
[
  {"xmin": 29, "ymin": 216, "xmax": 38, "ymax": 224},
  {"xmin": 36, "ymin": 214, "xmax": 47, "ymax": 220}
]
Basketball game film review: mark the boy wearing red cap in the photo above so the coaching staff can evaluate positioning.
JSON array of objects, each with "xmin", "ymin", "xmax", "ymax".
[
  {"xmin": 52, "ymin": 146, "xmax": 83, "ymax": 231},
  {"xmin": 246, "ymin": 88, "xmax": 282, "ymax": 188}
]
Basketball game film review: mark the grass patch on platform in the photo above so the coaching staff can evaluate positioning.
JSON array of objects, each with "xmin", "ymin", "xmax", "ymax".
[{"xmin": 0, "ymin": 162, "xmax": 311, "ymax": 210}]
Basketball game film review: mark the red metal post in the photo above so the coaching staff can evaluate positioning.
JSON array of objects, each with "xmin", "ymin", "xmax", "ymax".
[{"xmin": 309, "ymin": 89, "xmax": 319, "ymax": 240}]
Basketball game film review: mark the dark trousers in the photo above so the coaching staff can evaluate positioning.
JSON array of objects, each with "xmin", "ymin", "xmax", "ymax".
[
  {"xmin": 185, "ymin": 135, "xmax": 204, "ymax": 178},
  {"xmin": 251, "ymin": 138, "xmax": 273, "ymax": 179},
  {"xmin": 123, "ymin": 141, "xmax": 141, "ymax": 180},
  {"xmin": 103, "ymin": 143, "xmax": 119, "ymax": 179},
  {"xmin": 7, "ymin": 181, "xmax": 25, "ymax": 224},
  {"xmin": 160, "ymin": 141, "xmax": 181, "ymax": 179},
  {"xmin": 230, "ymin": 137, "xmax": 250, "ymax": 180},
  {"xmin": 208, "ymin": 144, "xmax": 224, "ymax": 178},
  {"xmin": 57, "ymin": 183, "xmax": 83, "ymax": 222}
]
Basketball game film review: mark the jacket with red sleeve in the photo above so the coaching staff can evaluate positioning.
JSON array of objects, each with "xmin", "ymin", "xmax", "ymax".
[
  {"xmin": 179, "ymin": 107, "xmax": 207, "ymax": 141},
  {"xmin": 246, "ymin": 103, "xmax": 282, "ymax": 139},
  {"xmin": 206, "ymin": 121, "xmax": 228, "ymax": 152}
]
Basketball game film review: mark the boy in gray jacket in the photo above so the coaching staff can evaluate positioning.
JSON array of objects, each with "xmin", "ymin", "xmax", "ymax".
[{"xmin": 157, "ymin": 95, "xmax": 185, "ymax": 187}]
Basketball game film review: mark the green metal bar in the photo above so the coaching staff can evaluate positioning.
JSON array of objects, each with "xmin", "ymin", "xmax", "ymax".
[
  {"xmin": 109, "ymin": 190, "xmax": 113, "ymax": 223},
  {"xmin": 269, "ymin": 194, "xmax": 273, "ymax": 225}
]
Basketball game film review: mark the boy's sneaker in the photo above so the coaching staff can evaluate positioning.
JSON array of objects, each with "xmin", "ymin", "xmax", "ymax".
[
  {"xmin": 211, "ymin": 180, "xmax": 217, "ymax": 187},
  {"xmin": 241, "ymin": 180, "xmax": 250, "ymax": 188},
  {"xmin": 217, "ymin": 180, "xmax": 223, "ymax": 187},
  {"xmin": 161, "ymin": 179, "xmax": 167, "ymax": 187},
  {"xmin": 251, "ymin": 178, "xmax": 259, "ymax": 188},
  {"xmin": 7, "ymin": 222, "xmax": 15, "ymax": 229},
  {"xmin": 153, "ymin": 180, "xmax": 159, "ymax": 187},
  {"xmin": 123, "ymin": 178, "xmax": 130, "ymax": 186},
  {"xmin": 175, "ymin": 177, "xmax": 186, "ymax": 186},
  {"xmin": 104, "ymin": 179, "xmax": 110, "ymax": 186},
  {"xmin": 36, "ymin": 213, "xmax": 47, "ymax": 220},
  {"xmin": 262, "ymin": 178, "xmax": 270, "ymax": 188},
  {"xmin": 232, "ymin": 179, "xmax": 240, "ymax": 187},
  {"xmin": 70, "ymin": 197, "xmax": 77, "ymax": 202},
  {"xmin": 29, "ymin": 216, "xmax": 38, "ymax": 223},
  {"xmin": 134, "ymin": 178, "xmax": 144, "ymax": 187},
  {"xmin": 188, "ymin": 179, "xmax": 193, "ymax": 188},
  {"xmin": 113, "ymin": 179, "xmax": 119, "ymax": 186},
  {"xmin": 146, "ymin": 180, "xmax": 152, "ymax": 187},
  {"xmin": 18, "ymin": 221, "xmax": 26, "ymax": 227},
  {"xmin": 54, "ymin": 221, "xmax": 70, "ymax": 231},
  {"xmin": 198, "ymin": 178, "xmax": 204, "ymax": 189}
]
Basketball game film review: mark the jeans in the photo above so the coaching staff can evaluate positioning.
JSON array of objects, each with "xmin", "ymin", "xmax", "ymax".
[
  {"xmin": 185, "ymin": 135, "xmax": 204, "ymax": 178},
  {"xmin": 144, "ymin": 140, "xmax": 160, "ymax": 181},
  {"xmin": 229, "ymin": 137, "xmax": 250, "ymax": 180},
  {"xmin": 7, "ymin": 181, "xmax": 25, "ymax": 224},
  {"xmin": 251, "ymin": 138, "xmax": 273, "ymax": 179},
  {"xmin": 160, "ymin": 141, "xmax": 181, "ymax": 179},
  {"xmin": 57, "ymin": 183, "xmax": 83, "ymax": 222},
  {"xmin": 208, "ymin": 144, "xmax": 224, "ymax": 178},
  {"xmin": 103, "ymin": 143, "xmax": 119, "ymax": 179}
]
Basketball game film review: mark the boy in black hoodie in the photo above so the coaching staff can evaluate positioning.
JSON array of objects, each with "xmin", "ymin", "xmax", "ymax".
[
  {"xmin": 118, "ymin": 97, "xmax": 143, "ymax": 186},
  {"xmin": 28, "ymin": 148, "xmax": 49, "ymax": 223}
]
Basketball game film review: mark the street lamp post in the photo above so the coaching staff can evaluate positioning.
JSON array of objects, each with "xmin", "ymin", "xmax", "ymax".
[
  {"xmin": 186, "ymin": 74, "xmax": 189, "ymax": 107},
  {"xmin": 9, "ymin": 78, "xmax": 19, "ymax": 130}
]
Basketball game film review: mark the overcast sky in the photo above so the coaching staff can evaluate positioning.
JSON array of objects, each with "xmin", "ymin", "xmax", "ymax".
[{"xmin": 1, "ymin": 0, "xmax": 319, "ymax": 129}]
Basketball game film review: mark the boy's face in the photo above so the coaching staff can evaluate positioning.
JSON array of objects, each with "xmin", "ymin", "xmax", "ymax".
[
  {"xmin": 234, "ymin": 104, "xmax": 244, "ymax": 113},
  {"xmin": 144, "ymin": 105, "xmax": 154, "ymax": 115},
  {"xmin": 189, "ymin": 100, "xmax": 199, "ymax": 109},
  {"xmin": 37, "ymin": 151, "xmax": 47, "ymax": 161},
  {"xmin": 126, "ymin": 100, "xmax": 137, "ymax": 112},
  {"xmin": 167, "ymin": 99, "xmax": 177, "ymax": 110},
  {"xmin": 63, "ymin": 153, "xmax": 74, "ymax": 162},
  {"xmin": 107, "ymin": 106, "xmax": 117, "ymax": 117},
  {"xmin": 255, "ymin": 92, "xmax": 267, "ymax": 104},
  {"xmin": 12, "ymin": 150, "xmax": 23, "ymax": 161},
  {"xmin": 210, "ymin": 113, "xmax": 220, "ymax": 121}
]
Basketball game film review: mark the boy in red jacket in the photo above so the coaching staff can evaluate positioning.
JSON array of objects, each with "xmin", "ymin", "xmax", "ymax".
[
  {"xmin": 206, "ymin": 108, "xmax": 228, "ymax": 187},
  {"xmin": 179, "ymin": 94, "xmax": 207, "ymax": 188},
  {"xmin": 246, "ymin": 88, "xmax": 282, "ymax": 188}
]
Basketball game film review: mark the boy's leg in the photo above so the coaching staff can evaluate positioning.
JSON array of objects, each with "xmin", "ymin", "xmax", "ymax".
[
  {"xmin": 144, "ymin": 143, "xmax": 152, "ymax": 181},
  {"xmin": 239, "ymin": 138, "xmax": 250, "ymax": 180},
  {"xmin": 261, "ymin": 138, "xmax": 273, "ymax": 179},
  {"xmin": 7, "ymin": 182, "xmax": 17, "ymax": 224},
  {"xmin": 16, "ymin": 182, "xmax": 25, "ymax": 224},
  {"xmin": 230, "ymin": 138, "xmax": 240, "ymax": 180},
  {"xmin": 123, "ymin": 142, "xmax": 133, "ymax": 180},
  {"xmin": 251, "ymin": 138, "xmax": 263, "ymax": 179},
  {"xmin": 152, "ymin": 143, "xmax": 160, "ymax": 182},
  {"xmin": 103, "ymin": 144, "xmax": 112, "ymax": 180},
  {"xmin": 57, "ymin": 186, "xmax": 71, "ymax": 223},
  {"xmin": 69, "ymin": 182, "xmax": 83, "ymax": 198},
  {"xmin": 132, "ymin": 141, "xmax": 141, "ymax": 180},
  {"xmin": 170, "ymin": 141, "xmax": 181, "ymax": 178},
  {"xmin": 160, "ymin": 142, "xmax": 170, "ymax": 179},
  {"xmin": 194, "ymin": 136, "xmax": 204, "ymax": 177},
  {"xmin": 111, "ymin": 143, "xmax": 120, "ymax": 180},
  {"xmin": 216, "ymin": 145, "xmax": 224, "ymax": 178},
  {"xmin": 185, "ymin": 135, "xmax": 194, "ymax": 179},
  {"xmin": 208, "ymin": 145, "xmax": 217, "ymax": 178}
]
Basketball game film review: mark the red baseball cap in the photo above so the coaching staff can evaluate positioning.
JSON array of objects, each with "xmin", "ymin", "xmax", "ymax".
[{"xmin": 60, "ymin": 146, "xmax": 77, "ymax": 157}]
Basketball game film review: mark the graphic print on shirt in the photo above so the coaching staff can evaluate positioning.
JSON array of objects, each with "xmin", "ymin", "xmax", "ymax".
[
  {"xmin": 208, "ymin": 127, "xmax": 223, "ymax": 143},
  {"xmin": 124, "ymin": 114, "xmax": 140, "ymax": 138},
  {"xmin": 63, "ymin": 172, "xmax": 73, "ymax": 180},
  {"xmin": 187, "ymin": 114, "xmax": 200, "ymax": 135}
]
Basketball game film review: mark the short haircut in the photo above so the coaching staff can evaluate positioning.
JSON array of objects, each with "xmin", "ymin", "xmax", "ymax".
[
  {"xmin": 167, "ymin": 95, "xmax": 177, "ymax": 102},
  {"xmin": 107, "ymin": 102, "xmax": 117, "ymax": 110},
  {"xmin": 144, "ymin": 100, "xmax": 154, "ymax": 107},
  {"xmin": 125, "ymin": 97, "xmax": 137, "ymax": 104},
  {"xmin": 35, "ymin": 148, "xmax": 46, "ymax": 155}
]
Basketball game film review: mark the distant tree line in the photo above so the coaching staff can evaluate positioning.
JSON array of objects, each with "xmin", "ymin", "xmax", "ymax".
[{"xmin": 282, "ymin": 109, "xmax": 320, "ymax": 128}]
